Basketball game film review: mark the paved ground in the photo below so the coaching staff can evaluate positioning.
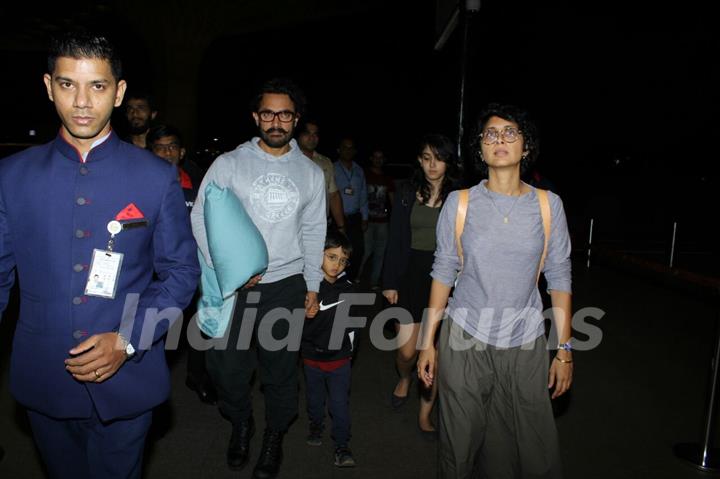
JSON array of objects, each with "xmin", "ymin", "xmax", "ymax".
[{"xmin": 1, "ymin": 260, "xmax": 718, "ymax": 478}]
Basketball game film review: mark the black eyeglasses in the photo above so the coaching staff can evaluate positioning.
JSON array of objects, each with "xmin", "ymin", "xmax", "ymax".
[{"xmin": 257, "ymin": 110, "xmax": 296, "ymax": 122}]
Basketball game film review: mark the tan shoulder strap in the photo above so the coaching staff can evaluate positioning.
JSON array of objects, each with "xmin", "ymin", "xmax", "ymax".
[
  {"xmin": 455, "ymin": 189, "xmax": 469, "ymax": 270},
  {"xmin": 535, "ymin": 188, "xmax": 552, "ymax": 283}
]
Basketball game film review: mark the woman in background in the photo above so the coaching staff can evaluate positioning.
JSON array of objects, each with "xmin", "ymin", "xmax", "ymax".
[{"xmin": 382, "ymin": 134, "xmax": 460, "ymax": 438}]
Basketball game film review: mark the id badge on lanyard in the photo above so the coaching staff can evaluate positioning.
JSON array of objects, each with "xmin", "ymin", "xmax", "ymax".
[{"xmin": 84, "ymin": 220, "xmax": 124, "ymax": 299}]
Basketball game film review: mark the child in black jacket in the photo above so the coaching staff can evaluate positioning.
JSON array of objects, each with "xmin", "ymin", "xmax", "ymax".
[{"xmin": 301, "ymin": 231, "xmax": 358, "ymax": 468}]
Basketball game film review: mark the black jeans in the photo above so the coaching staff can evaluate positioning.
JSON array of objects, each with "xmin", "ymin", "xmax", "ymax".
[
  {"xmin": 344, "ymin": 212, "xmax": 364, "ymax": 280},
  {"xmin": 206, "ymin": 274, "xmax": 306, "ymax": 431},
  {"xmin": 183, "ymin": 297, "xmax": 211, "ymax": 385}
]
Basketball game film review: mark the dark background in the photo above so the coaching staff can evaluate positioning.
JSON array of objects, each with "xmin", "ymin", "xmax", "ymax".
[{"xmin": 0, "ymin": 0, "xmax": 717, "ymax": 275}]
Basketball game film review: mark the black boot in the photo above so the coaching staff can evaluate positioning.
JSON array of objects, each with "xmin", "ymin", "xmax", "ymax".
[
  {"xmin": 227, "ymin": 417, "xmax": 254, "ymax": 470},
  {"xmin": 252, "ymin": 428, "xmax": 284, "ymax": 479}
]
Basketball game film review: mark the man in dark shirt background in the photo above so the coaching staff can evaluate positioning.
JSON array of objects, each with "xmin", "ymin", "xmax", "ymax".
[
  {"xmin": 359, "ymin": 148, "xmax": 394, "ymax": 290},
  {"xmin": 125, "ymin": 91, "xmax": 158, "ymax": 149}
]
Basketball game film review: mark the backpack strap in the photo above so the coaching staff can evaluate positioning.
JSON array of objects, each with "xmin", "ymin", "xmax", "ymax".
[
  {"xmin": 535, "ymin": 188, "xmax": 552, "ymax": 284},
  {"xmin": 455, "ymin": 189, "xmax": 469, "ymax": 271}
]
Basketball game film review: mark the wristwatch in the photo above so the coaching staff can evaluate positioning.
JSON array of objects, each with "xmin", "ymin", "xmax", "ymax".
[
  {"xmin": 118, "ymin": 333, "xmax": 136, "ymax": 359},
  {"xmin": 557, "ymin": 341, "xmax": 572, "ymax": 352}
]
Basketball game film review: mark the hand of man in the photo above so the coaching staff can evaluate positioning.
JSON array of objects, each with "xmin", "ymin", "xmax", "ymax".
[
  {"xmin": 243, "ymin": 274, "xmax": 263, "ymax": 290},
  {"xmin": 65, "ymin": 332, "xmax": 128, "ymax": 383},
  {"xmin": 382, "ymin": 289, "xmax": 398, "ymax": 304},
  {"xmin": 305, "ymin": 291, "xmax": 319, "ymax": 318},
  {"xmin": 548, "ymin": 351, "xmax": 573, "ymax": 399}
]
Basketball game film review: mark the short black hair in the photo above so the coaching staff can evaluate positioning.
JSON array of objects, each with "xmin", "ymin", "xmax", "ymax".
[
  {"xmin": 324, "ymin": 230, "xmax": 352, "ymax": 257},
  {"xmin": 471, "ymin": 103, "xmax": 539, "ymax": 176},
  {"xmin": 337, "ymin": 135, "xmax": 356, "ymax": 150},
  {"xmin": 252, "ymin": 78, "xmax": 306, "ymax": 116},
  {"xmin": 125, "ymin": 91, "xmax": 157, "ymax": 112},
  {"xmin": 48, "ymin": 30, "xmax": 122, "ymax": 81},
  {"xmin": 146, "ymin": 124, "xmax": 183, "ymax": 148},
  {"xmin": 296, "ymin": 117, "xmax": 319, "ymax": 136}
]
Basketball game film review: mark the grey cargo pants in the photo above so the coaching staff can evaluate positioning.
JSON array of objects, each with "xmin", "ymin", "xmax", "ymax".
[{"xmin": 437, "ymin": 318, "xmax": 563, "ymax": 479}]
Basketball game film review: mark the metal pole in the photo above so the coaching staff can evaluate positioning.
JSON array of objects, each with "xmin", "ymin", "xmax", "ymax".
[
  {"xmin": 586, "ymin": 218, "xmax": 594, "ymax": 269},
  {"xmin": 456, "ymin": 9, "xmax": 470, "ymax": 162},
  {"xmin": 669, "ymin": 222, "xmax": 677, "ymax": 268},
  {"xmin": 456, "ymin": 1, "xmax": 480, "ymax": 163},
  {"xmin": 674, "ymin": 312, "xmax": 720, "ymax": 471}
]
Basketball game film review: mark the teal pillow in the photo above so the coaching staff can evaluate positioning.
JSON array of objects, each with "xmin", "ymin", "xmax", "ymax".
[
  {"xmin": 204, "ymin": 182, "xmax": 268, "ymax": 296},
  {"xmin": 196, "ymin": 250, "xmax": 237, "ymax": 338}
]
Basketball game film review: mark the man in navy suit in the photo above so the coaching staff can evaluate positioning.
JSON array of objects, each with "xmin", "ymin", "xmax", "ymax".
[{"xmin": 0, "ymin": 31, "xmax": 199, "ymax": 478}]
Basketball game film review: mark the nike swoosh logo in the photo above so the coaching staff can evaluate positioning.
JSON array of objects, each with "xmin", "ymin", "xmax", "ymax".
[{"xmin": 318, "ymin": 300, "xmax": 345, "ymax": 311}]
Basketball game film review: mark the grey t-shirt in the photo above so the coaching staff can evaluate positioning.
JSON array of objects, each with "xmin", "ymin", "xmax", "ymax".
[{"xmin": 431, "ymin": 181, "xmax": 572, "ymax": 347}]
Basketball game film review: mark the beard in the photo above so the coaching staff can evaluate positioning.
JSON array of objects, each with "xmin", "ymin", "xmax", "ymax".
[
  {"xmin": 128, "ymin": 119, "xmax": 150, "ymax": 135},
  {"xmin": 259, "ymin": 126, "xmax": 293, "ymax": 149}
]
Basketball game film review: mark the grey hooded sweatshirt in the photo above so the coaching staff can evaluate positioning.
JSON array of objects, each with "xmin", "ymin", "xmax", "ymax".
[{"xmin": 191, "ymin": 137, "xmax": 326, "ymax": 292}]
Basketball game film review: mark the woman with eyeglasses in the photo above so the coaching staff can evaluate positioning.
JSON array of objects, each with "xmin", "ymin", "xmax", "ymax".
[
  {"xmin": 418, "ymin": 103, "xmax": 573, "ymax": 478},
  {"xmin": 382, "ymin": 134, "xmax": 460, "ymax": 439}
]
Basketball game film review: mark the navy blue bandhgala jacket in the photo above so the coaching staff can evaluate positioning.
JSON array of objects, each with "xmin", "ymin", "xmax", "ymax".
[{"xmin": 0, "ymin": 132, "xmax": 200, "ymax": 421}]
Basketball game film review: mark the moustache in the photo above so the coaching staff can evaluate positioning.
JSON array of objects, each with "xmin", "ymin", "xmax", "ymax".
[{"xmin": 265, "ymin": 128, "xmax": 288, "ymax": 135}]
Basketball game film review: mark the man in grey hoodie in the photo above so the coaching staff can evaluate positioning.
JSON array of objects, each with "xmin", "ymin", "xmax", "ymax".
[{"xmin": 191, "ymin": 78, "xmax": 326, "ymax": 479}]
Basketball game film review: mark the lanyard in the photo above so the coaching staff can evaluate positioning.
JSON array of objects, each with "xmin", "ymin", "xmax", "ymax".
[{"xmin": 339, "ymin": 162, "xmax": 354, "ymax": 185}]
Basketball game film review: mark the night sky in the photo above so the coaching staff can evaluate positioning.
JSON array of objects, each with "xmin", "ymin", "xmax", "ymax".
[{"xmin": 0, "ymin": 0, "xmax": 717, "ymax": 267}]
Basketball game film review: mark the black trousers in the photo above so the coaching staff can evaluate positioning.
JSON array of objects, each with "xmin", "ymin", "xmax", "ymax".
[
  {"xmin": 344, "ymin": 212, "xmax": 364, "ymax": 280},
  {"xmin": 206, "ymin": 274, "xmax": 306, "ymax": 431},
  {"xmin": 184, "ymin": 296, "xmax": 211, "ymax": 384},
  {"xmin": 186, "ymin": 347, "xmax": 207, "ymax": 383}
]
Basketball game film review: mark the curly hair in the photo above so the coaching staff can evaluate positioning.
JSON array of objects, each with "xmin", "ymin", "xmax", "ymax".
[
  {"xmin": 412, "ymin": 134, "xmax": 461, "ymax": 206},
  {"xmin": 470, "ymin": 103, "xmax": 539, "ymax": 176}
]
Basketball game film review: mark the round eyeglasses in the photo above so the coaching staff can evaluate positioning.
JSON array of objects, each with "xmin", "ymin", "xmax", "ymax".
[
  {"xmin": 257, "ymin": 110, "xmax": 296, "ymax": 122},
  {"xmin": 324, "ymin": 253, "xmax": 350, "ymax": 267},
  {"xmin": 480, "ymin": 126, "xmax": 522, "ymax": 145}
]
